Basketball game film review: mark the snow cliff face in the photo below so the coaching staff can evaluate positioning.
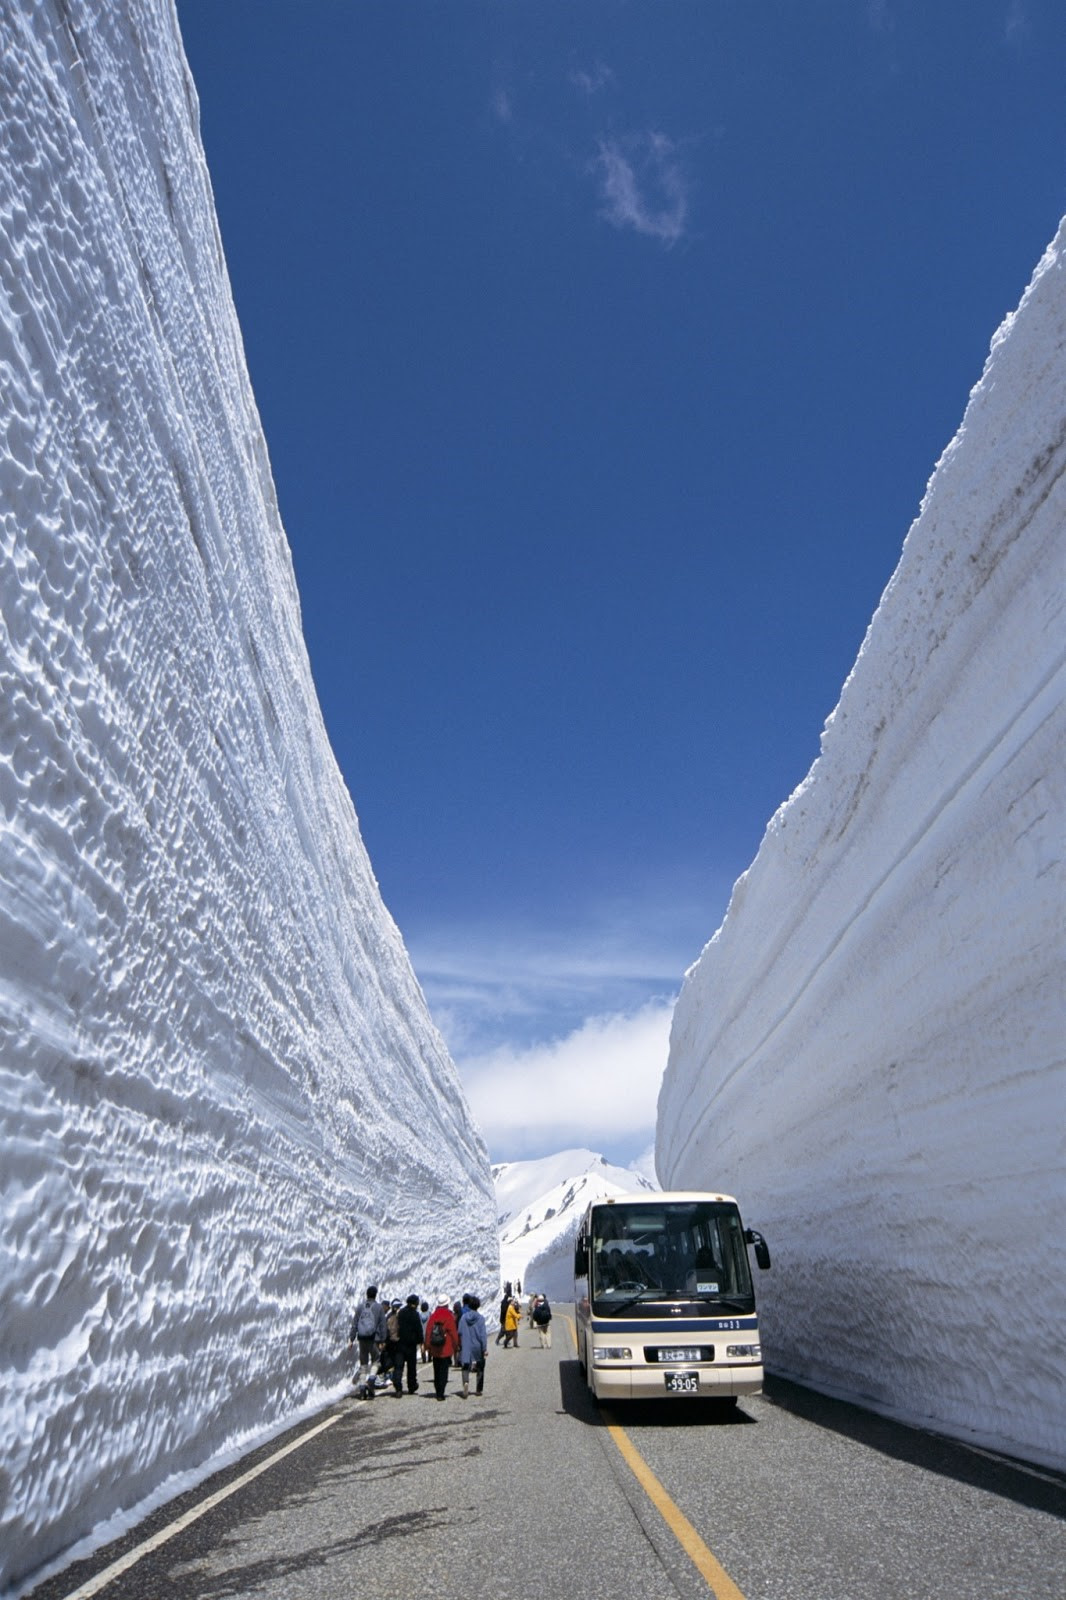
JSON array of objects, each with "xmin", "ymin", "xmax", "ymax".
[
  {"xmin": 494, "ymin": 1149, "xmax": 657, "ymax": 1302},
  {"xmin": 657, "ymin": 222, "xmax": 1065, "ymax": 1470},
  {"xmin": 0, "ymin": 4, "xmax": 497, "ymax": 1590}
]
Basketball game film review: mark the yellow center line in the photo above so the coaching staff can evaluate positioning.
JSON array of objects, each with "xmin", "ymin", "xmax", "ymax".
[{"xmin": 562, "ymin": 1311, "xmax": 748, "ymax": 1600}]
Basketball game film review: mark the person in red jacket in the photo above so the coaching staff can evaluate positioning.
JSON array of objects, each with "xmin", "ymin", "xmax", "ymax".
[{"xmin": 425, "ymin": 1297, "xmax": 459, "ymax": 1400}]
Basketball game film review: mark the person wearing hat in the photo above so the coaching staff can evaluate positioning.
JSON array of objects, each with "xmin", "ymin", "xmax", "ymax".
[
  {"xmin": 376, "ymin": 1299, "xmax": 401, "ymax": 1385},
  {"xmin": 532, "ymin": 1293, "xmax": 553, "ymax": 1347},
  {"xmin": 424, "ymin": 1297, "xmax": 460, "ymax": 1399}
]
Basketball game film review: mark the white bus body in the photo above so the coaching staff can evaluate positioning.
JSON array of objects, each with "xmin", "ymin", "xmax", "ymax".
[{"xmin": 574, "ymin": 1190, "xmax": 771, "ymax": 1403}]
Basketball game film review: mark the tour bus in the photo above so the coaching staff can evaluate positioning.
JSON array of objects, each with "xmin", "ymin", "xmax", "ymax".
[{"xmin": 574, "ymin": 1191, "xmax": 771, "ymax": 1403}]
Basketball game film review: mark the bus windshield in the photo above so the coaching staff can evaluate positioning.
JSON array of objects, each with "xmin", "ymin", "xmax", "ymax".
[{"xmin": 590, "ymin": 1200, "xmax": 754, "ymax": 1311}]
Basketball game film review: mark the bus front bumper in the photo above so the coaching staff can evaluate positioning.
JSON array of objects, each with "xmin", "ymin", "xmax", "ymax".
[{"xmin": 593, "ymin": 1362, "xmax": 764, "ymax": 1401}]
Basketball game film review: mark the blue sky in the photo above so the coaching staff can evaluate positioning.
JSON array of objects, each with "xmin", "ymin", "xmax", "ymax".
[{"xmin": 176, "ymin": 2, "xmax": 1064, "ymax": 1165}]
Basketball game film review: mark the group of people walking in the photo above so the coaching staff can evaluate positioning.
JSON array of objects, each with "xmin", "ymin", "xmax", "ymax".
[
  {"xmin": 349, "ymin": 1281, "xmax": 554, "ymax": 1402},
  {"xmin": 348, "ymin": 1285, "xmax": 489, "ymax": 1401},
  {"xmin": 494, "ymin": 1282, "xmax": 553, "ymax": 1349}
]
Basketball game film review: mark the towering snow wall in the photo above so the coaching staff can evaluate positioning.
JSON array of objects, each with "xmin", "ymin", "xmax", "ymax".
[
  {"xmin": 0, "ymin": 3, "xmax": 498, "ymax": 1590},
  {"xmin": 657, "ymin": 222, "xmax": 1065, "ymax": 1471}
]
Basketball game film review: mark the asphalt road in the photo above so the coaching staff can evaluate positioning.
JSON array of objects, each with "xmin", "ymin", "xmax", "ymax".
[{"xmin": 33, "ymin": 1310, "xmax": 1066, "ymax": 1600}]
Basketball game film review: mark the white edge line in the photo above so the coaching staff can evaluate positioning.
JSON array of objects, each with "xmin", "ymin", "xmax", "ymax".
[
  {"xmin": 59, "ymin": 1410, "xmax": 345, "ymax": 1600},
  {"xmin": 952, "ymin": 1441, "xmax": 1066, "ymax": 1488}
]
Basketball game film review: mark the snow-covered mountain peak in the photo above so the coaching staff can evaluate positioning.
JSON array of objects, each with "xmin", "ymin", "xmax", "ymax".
[{"xmin": 494, "ymin": 1150, "xmax": 658, "ymax": 1297}]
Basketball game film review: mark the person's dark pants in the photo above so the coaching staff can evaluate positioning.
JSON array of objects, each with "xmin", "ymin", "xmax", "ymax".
[
  {"xmin": 462, "ymin": 1358, "xmax": 485, "ymax": 1395},
  {"xmin": 432, "ymin": 1356, "xmax": 452, "ymax": 1398},
  {"xmin": 393, "ymin": 1344, "xmax": 419, "ymax": 1394}
]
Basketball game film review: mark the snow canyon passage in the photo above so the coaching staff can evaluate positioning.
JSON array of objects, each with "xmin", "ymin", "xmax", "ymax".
[
  {"xmin": 0, "ymin": 3, "xmax": 498, "ymax": 1591},
  {"xmin": 658, "ymin": 219, "xmax": 1066, "ymax": 1473}
]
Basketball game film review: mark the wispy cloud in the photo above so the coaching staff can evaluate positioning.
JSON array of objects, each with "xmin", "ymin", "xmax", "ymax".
[
  {"xmin": 593, "ymin": 132, "xmax": 689, "ymax": 246},
  {"xmin": 571, "ymin": 62, "xmax": 615, "ymax": 96},
  {"xmin": 412, "ymin": 926, "xmax": 684, "ymax": 1059},
  {"xmin": 405, "ymin": 880, "xmax": 729, "ymax": 1160},
  {"xmin": 408, "ymin": 882, "xmax": 719, "ymax": 1061},
  {"xmin": 1005, "ymin": 1, "xmax": 1031, "ymax": 45},
  {"xmin": 459, "ymin": 999, "xmax": 673, "ymax": 1159}
]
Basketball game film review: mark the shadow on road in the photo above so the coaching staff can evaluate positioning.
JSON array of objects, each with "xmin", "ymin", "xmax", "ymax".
[
  {"xmin": 557, "ymin": 1359, "xmax": 757, "ymax": 1429},
  {"xmin": 161, "ymin": 1507, "xmax": 462, "ymax": 1600},
  {"xmin": 763, "ymin": 1374, "xmax": 1066, "ymax": 1519},
  {"xmin": 30, "ymin": 1398, "xmax": 507, "ymax": 1600}
]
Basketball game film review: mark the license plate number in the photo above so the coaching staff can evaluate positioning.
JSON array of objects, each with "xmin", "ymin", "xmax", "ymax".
[{"xmin": 665, "ymin": 1371, "xmax": 699, "ymax": 1393}]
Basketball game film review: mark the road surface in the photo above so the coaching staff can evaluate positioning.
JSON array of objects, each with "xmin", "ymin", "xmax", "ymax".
[{"xmin": 33, "ymin": 1309, "xmax": 1066, "ymax": 1600}]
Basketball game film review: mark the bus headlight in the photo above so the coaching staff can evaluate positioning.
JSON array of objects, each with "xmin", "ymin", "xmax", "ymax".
[
  {"xmin": 726, "ymin": 1343, "xmax": 761, "ymax": 1360},
  {"xmin": 593, "ymin": 1347, "xmax": 633, "ymax": 1363}
]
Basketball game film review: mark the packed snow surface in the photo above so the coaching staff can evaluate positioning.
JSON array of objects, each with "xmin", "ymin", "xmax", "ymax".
[
  {"xmin": 658, "ymin": 221, "xmax": 1066, "ymax": 1470},
  {"xmin": 494, "ymin": 1149, "xmax": 657, "ymax": 1302},
  {"xmin": 0, "ymin": 4, "xmax": 497, "ymax": 1591}
]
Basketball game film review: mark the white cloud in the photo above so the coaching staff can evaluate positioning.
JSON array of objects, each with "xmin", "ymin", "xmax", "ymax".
[
  {"xmin": 628, "ymin": 1141, "xmax": 661, "ymax": 1186},
  {"xmin": 1005, "ymin": 1, "xmax": 1030, "ymax": 45},
  {"xmin": 408, "ymin": 881, "xmax": 721, "ymax": 1060},
  {"xmin": 571, "ymin": 62, "xmax": 615, "ymax": 96},
  {"xmin": 405, "ymin": 876, "xmax": 732, "ymax": 1159},
  {"xmin": 593, "ymin": 132, "xmax": 689, "ymax": 246},
  {"xmin": 458, "ymin": 999, "xmax": 673, "ymax": 1159}
]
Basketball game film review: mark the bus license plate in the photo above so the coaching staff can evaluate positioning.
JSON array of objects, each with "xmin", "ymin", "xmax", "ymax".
[{"xmin": 665, "ymin": 1371, "xmax": 699, "ymax": 1394}]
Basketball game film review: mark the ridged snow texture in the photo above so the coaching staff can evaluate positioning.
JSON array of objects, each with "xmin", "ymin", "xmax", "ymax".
[
  {"xmin": 0, "ymin": 3, "xmax": 498, "ymax": 1589},
  {"xmin": 658, "ymin": 220, "xmax": 1066, "ymax": 1471}
]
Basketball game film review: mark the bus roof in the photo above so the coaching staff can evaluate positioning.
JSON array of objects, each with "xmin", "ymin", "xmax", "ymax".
[{"xmin": 587, "ymin": 1190, "xmax": 740, "ymax": 1208}]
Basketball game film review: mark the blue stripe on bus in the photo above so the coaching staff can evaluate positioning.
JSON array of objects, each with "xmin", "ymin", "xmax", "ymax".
[{"xmin": 590, "ymin": 1317, "xmax": 759, "ymax": 1333}]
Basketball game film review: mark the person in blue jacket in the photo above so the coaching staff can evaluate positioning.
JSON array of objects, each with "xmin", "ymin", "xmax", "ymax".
[{"xmin": 458, "ymin": 1294, "xmax": 488, "ymax": 1397}]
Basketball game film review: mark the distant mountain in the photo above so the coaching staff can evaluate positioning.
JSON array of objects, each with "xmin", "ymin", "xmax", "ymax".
[{"xmin": 493, "ymin": 1148, "xmax": 658, "ymax": 1302}]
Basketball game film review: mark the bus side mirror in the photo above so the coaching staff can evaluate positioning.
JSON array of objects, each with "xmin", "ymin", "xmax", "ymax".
[
  {"xmin": 745, "ymin": 1229, "xmax": 771, "ymax": 1270},
  {"xmin": 574, "ymin": 1234, "xmax": 588, "ymax": 1276}
]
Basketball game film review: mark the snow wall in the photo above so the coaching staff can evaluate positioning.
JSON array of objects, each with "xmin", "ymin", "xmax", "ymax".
[
  {"xmin": 0, "ymin": 3, "xmax": 498, "ymax": 1591},
  {"xmin": 657, "ymin": 220, "xmax": 1065, "ymax": 1471}
]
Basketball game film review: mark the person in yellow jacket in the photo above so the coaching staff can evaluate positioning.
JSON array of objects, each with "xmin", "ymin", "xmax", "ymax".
[{"xmin": 502, "ymin": 1295, "xmax": 521, "ymax": 1348}]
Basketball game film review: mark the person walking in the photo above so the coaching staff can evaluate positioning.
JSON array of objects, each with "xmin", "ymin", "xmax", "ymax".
[
  {"xmin": 348, "ymin": 1285, "xmax": 387, "ymax": 1398},
  {"xmin": 502, "ymin": 1295, "xmax": 521, "ymax": 1348},
  {"xmin": 419, "ymin": 1299, "xmax": 430, "ymax": 1363},
  {"xmin": 533, "ymin": 1294, "xmax": 553, "ymax": 1348},
  {"xmin": 425, "ymin": 1296, "xmax": 459, "ymax": 1399},
  {"xmin": 458, "ymin": 1295, "xmax": 488, "ymax": 1397},
  {"xmin": 380, "ymin": 1300, "xmax": 401, "ymax": 1381},
  {"xmin": 392, "ymin": 1295, "xmax": 423, "ymax": 1395},
  {"xmin": 451, "ymin": 1299, "xmax": 465, "ymax": 1366},
  {"xmin": 495, "ymin": 1284, "xmax": 512, "ymax": 1345}
]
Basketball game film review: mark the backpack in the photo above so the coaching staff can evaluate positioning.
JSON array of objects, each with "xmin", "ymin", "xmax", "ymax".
[
  {"xmin": 429, "ymin": 1318, "xmax": 447, "ymax": 1349},
  {"xmin": 356, "ymin": 1303, "xmax": 377, "ymax": 1338},
  {"xmin": 533, "ymin": 1300, "xmax": 551, "ymax": 1325},
  {"xmin": 386, "ymin": 1311, "xmax": 399, "ymax": 1341}
]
